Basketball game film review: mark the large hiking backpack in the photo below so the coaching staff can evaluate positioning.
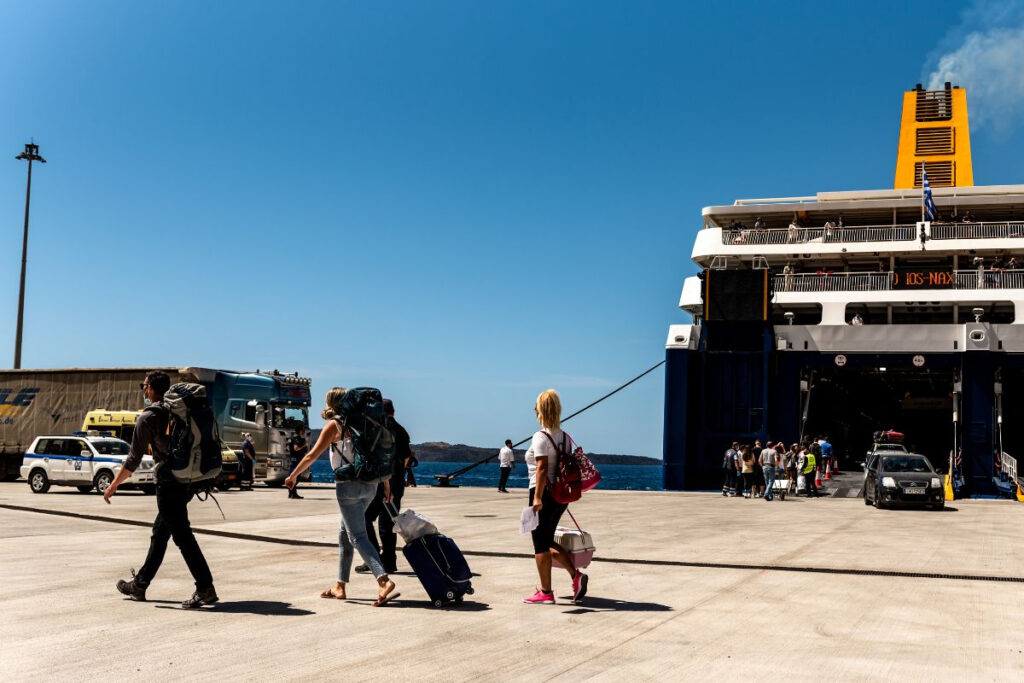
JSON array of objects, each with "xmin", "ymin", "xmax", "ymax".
[
  {"xmin": 332, "ymin": 387, "xmax": 396, "ymax": 483},
  {"xmin": 164, "ymin": 383, "xmax": 223, "ymax": 487}
]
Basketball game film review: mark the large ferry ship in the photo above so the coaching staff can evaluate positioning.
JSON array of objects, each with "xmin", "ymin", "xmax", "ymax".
[{"xmin": 663, "ymin": 84, "xmax": 1024, "ymax": 496}]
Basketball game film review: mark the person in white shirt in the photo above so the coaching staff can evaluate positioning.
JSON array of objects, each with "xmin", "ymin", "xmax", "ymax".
[
  {"xmin": 497, "ymin": 439, "xmax": 514, "ymax": 493},
  {"xmin": 523, "ymin": 389, "xmax": 588, "ymax": 605}
]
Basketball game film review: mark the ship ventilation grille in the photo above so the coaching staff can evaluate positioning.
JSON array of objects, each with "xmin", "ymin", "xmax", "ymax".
[
  {"xmin": 915, "ymin": 89, "xmax": 953, "ymax": 122},
  {"xmin": 914, "ymin": 161, "xmax": 954, "ymax": 188},
  {"xmin": 915, "ymin": 127, "xmax": 954, "ymax": 155}
]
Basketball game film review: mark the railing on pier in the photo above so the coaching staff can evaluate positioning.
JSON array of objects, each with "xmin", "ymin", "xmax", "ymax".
[
  {"xmin": 775, "ymin": 269, "xmax": 1024, "ymax": 293},
  {"xmin": 1003, "ymin": 452, "xmax": 1018, "ymax": 485},
  {"xmin": 722, "ymin": 221, "xmax": 1024, "ymax": 246}
]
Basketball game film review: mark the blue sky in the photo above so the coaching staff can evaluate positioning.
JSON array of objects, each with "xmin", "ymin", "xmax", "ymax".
[{"xmin": 2, "ymin": 1, "xmax": 1022, "ymax": 458}]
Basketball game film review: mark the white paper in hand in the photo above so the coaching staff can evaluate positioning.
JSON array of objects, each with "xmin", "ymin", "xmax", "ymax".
[{"xmin": 520, "ymin": 506, "xmax": 539, "ymax": 535}]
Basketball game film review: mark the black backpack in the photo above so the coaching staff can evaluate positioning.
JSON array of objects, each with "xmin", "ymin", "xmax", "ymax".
[
  {"xmin": 163, "ymin": 383, "xmax": 223, "ymax": 488},
  {"xmin": 331, "ymin": 387, "xmax": 395, "ymax": 483}
]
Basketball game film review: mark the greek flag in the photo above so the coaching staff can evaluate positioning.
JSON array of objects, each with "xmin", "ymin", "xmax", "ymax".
[{"xmin": 922, "ymin": 168, "xmax": 937, "ymax": 221}]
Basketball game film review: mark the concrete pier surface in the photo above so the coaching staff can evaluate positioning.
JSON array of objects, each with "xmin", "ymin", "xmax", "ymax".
[{"xmin": 2, "ymin": 478, "xmax": 1024, "ymax": 681}]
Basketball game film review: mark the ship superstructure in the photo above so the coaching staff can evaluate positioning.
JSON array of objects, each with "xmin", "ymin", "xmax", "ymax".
[{"xmin": 663, "ymin": 84, "xmax": 1024, "ymax": 497}]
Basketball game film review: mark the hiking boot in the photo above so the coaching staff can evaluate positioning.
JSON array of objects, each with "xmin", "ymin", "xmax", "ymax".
[
  {"xmin": 523, "ymin": 589, "xmax": 555, "ymax": 604},
  {"xmin": 572, "ymin": 571, "xmax": 589, "ymax": 602},
  {"xmin": 116, "ymin": 569, "xmax": 146, "ymax": 601},
  {"xmin": 182, "ymin": 586, "xmax": 219, "ymax": 609},
  {"xmin": 354, "ymin": 563, "xmax": 371, "ymax": 574}
]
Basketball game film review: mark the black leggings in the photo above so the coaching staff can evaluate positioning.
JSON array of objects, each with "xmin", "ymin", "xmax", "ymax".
[{"xmin": 528, "ymin": 487, "xmax": 567, "ymax": 555}]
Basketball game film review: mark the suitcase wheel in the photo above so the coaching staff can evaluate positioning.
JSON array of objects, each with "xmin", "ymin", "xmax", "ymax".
[
  {"xmin": 433, "ymin": 599, "xmax": 444, "ymax": 608},
  {"xmin": 445, "ymin": 590, "xmax": 455, "ymax": 601},
  {"xmin": 465, "ymin": 586, "xmax": 474, "ymax": 595}
]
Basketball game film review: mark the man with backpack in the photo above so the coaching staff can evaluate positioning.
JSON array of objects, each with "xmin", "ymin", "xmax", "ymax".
[
  {"xmin": 356, "ymin": 398, "xmax": 410, "ymax": 575},
  {"xmin": 104, "ymin": 371, "xmax": 219, "ymax": 609}
]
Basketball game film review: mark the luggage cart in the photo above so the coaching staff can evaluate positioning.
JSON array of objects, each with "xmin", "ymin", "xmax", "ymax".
[{"xmin": 771, "ymin": 477, "xmax": 790, "ymax": 501}]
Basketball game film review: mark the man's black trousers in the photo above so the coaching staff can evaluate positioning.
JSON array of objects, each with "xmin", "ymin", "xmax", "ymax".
[
  {"xmin": 136, "ymin": 473, "xmax": 214, "ymax": 590},
  {"xmin": 363, "ymin": 476, "xmax": 405, "ymax": 573}
]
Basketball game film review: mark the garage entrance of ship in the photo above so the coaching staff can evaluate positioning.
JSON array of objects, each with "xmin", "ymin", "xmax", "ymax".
[{"xmin": 802, "ymin": 363, "xmax": 955, "ymax": 472}]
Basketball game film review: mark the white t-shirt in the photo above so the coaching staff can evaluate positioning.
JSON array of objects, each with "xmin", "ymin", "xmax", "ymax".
[
  {"xmin": 329, "ymin": 432, "xmax": 355, "ymax": 470},
  {"xmin": 526, "ymin": 428, "xmax": 565, "ymax": 489},
  {"xmin": 498, "ymin": 446, "xmax": 514, "ymax": 467}
]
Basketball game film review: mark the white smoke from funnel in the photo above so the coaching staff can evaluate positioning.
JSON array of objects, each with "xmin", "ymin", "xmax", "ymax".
[{"xmin": 925, "ymin": 3, "xmax": 1024, "ymax": 134}]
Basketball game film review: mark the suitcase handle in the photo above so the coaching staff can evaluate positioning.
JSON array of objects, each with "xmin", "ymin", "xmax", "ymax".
[{"xmin": 384, "ymin": 500, "xmax": 400, "ymax": 521}]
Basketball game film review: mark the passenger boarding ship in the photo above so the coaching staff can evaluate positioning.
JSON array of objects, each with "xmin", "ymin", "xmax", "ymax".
[{"xmin": 663, "ymin": 84, "xmax": 1024, "ymax": 496}]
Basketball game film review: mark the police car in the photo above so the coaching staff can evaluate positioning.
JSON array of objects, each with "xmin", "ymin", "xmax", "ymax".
[{"xmin": 20, "ymin": 434, "xmax": 157, "ymax": 494}]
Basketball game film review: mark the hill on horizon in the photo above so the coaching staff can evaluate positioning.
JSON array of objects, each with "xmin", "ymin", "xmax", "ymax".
[
  {"xmin": 308, "ymin": 430, "xmax": 661, "ymax": 465},
  {"xmin": 412, "ymin": 441, "xmax": 661, "ymax": 466}
]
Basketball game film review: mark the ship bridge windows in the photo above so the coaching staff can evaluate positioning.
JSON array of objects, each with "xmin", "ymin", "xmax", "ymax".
[{"xmin": 841, "ymin": 302, "xmax": 1016, "ymax": 325}]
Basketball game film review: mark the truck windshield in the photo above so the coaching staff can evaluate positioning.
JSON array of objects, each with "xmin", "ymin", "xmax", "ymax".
[{"xmin": 271, "ymin": 404, "xmax": 308, "ymax": 429}]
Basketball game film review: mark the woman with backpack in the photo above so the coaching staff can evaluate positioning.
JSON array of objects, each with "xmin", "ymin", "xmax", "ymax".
[
  {"xmin": 284, "ymin": 387, "xmax": 399, "ymax": 606},
  {"xmin": 523, "ymin": 389, "xmax": 588, "ymax": 605}
]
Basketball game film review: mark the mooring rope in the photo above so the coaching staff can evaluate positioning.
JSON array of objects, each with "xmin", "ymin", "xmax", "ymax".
[{"xmin": 434, "ymin": 359, "xmax": 666, "ymax": 485}]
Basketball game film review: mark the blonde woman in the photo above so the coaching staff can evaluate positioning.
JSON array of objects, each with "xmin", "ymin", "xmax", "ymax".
[
  {"xmin": 285, "ymin": 387, "xmax": 399, "ymax": 606},
  {"xmin": 523, "ymin": 389, "xmax": 588, "ymax": 604}
]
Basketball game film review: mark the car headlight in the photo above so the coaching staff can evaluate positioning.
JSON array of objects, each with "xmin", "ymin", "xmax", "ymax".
[
  {"xmin": 930, "ymin": 477, "xmax": 941, "ymax": 488},
  {"xmin": 268, "ymin": 459, "xmax": 283, "ymax": 468},
  {"xmin": 882, "ymin": 477, "xmax": 897, "ymax": 488}
]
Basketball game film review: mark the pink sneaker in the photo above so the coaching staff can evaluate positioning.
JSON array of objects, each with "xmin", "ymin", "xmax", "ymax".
[
  {"xmin": 572, "ymin": 571, "xmax": 589, "ymax": 602},
  {"xmin": 523, "ymin": 589, "xmax": 555, "ymax": 604}
]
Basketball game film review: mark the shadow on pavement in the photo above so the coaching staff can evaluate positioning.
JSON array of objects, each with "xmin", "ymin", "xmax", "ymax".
[
  {"xmin": 345, "ymin": 597, "xmax": 491, "ymax": 611},
  {"xmin": 560, "ymin": 596, "xmax": 672, "ymax": 614},
  {"xmin": 154, "ymin": 600, "xmax": 314, "ymax": 616}
]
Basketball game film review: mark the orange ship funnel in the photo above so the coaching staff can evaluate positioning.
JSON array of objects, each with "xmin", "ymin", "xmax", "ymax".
[{"xmin": 894, "ymin": 83, "xmax": 973, "ymax": 189}]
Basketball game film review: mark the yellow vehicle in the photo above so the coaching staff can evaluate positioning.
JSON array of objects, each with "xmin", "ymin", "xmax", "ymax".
[{"xmin": 81, "ymin": 409, "xmax": 242, "ymax": 490}]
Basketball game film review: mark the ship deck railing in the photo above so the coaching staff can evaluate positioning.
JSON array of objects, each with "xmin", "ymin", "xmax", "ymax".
[
  {"xmin": 722, "ymin": 221, "xmax": 1024, "ymax": 246},
  {"xmin": 775, "ymin": 269, "xmax": 1024, "ymax": 292}
]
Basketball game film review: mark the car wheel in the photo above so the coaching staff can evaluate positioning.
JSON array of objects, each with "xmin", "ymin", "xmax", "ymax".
[
  {"xmin": 216, "ymin": 479, "xmax": 233, "ymax": 492},
  {"xmin": 29, "ymin": 469, "xmax": 50, "ymax": 493},
  {"xmin": 864, "ymin": 490, "xmax": 871, "ymax": 505},
  {"xmin": 873, "ymin": 486, "xmax": 884, "ymax": 509},
  {"xmin": 77, "ymin": 485, "xmax": 94, "ymax": 494},
  {"xmin": 94, "ymin": 470, "xmax": 114, "ymax": 494}
]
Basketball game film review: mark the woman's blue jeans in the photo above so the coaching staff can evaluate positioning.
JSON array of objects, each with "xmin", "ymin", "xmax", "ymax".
[{"xmin": 335, "ymin": 479, "xmax": 386, "ymax": 582}]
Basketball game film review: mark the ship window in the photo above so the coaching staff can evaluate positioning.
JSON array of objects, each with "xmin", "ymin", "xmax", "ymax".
[
  {"xmin": 915, "ymin": 127, "xmax": 954, "ymax": 155},
  {"xmin": 955, "ymin": 302, "xmax": 1014, "ymax": 324}
]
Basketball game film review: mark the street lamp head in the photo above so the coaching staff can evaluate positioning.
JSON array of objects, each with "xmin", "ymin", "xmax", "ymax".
[{"xmin": 15, "ymin": 142, "xmax": 45, "ymax": 163}]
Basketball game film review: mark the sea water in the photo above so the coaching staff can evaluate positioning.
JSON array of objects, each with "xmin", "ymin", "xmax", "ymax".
[{"xmin": 309, "ymin": 460, "xmax": 663, "ymax": 491}]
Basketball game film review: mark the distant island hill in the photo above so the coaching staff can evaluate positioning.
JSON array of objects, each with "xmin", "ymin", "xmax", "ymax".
[{"xmin": 308, "ymin": 432, "xmax": 659, "ymax": 466}]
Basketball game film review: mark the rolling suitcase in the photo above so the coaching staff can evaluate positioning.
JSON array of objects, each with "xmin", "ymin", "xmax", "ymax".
[{"xmin": 387, "ymin": 503, "xmax": 474, "ymax": 607}]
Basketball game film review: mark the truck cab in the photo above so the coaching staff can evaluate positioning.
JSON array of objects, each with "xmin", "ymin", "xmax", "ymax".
[{"xmin": 187, "ymin": 368, "xmax": 312, "ymax": 486}]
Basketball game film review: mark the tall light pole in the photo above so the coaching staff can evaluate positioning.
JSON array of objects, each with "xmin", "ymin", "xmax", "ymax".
[{"xmin": 13, "ymin": 142, "xmax": 45, "ymax": 369}]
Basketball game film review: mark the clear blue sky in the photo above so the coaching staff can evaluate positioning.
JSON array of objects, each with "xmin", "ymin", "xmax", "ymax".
[{"xmin": 2, "ymin": 1, "xmax": 1022, "ymax": 458}]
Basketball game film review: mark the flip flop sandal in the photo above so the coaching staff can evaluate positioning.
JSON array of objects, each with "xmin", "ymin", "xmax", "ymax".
[
  {"xmin": 320, "ymin": 588, "xmax": 345, "ymax": 600},
  {"xmin": 372, "ymin": 591, "xmax": 400, "ymax": 607}
]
